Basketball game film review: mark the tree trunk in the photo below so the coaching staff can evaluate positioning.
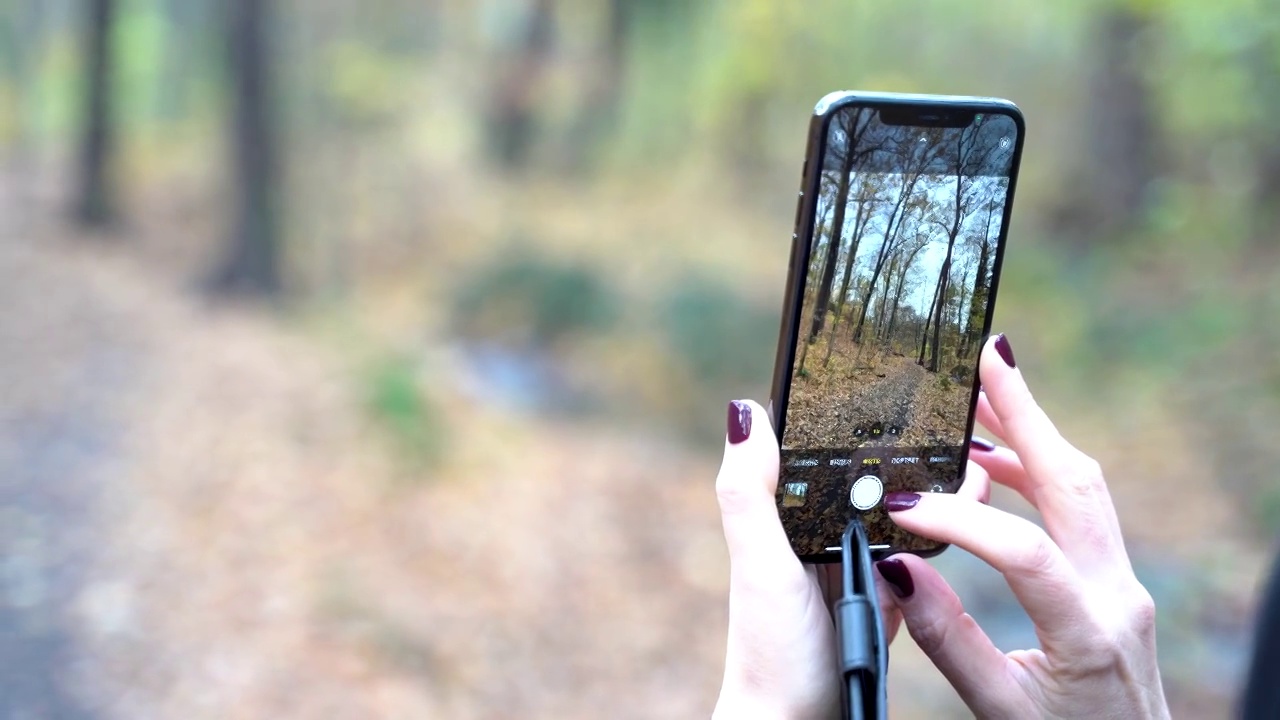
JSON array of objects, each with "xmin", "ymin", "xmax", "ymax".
[
  {"xmin": 836, "ymin": 201, "xmax": 871, "ymax": 312},
  {"xmin": 563, "ymin": 0, "xmax": 630, "ymax": 172},
  {"xmin": 74, "ymin": 0, "xmax": 117, "ymax": 228},
  {"xmin": 808, "ymin": 143, "xmax": 857, "ymax": 342},
  {"xmin": 1048, "ymin": 6, "xmax": 1159, "ymax": 251},
  {"xmin": 954, "ymin": 264, "xmax": 970, "ymax": 339},
  {"xmin": 884, "ymin": 241, "xmax": 923, "ymax": 345},
  {"xmin": 208, "ymin": 0, "xmax": 282, "ymax": 297},
  {"xmin": 852, "ymin": 175, "xmax": 920, "ymax": 344},
  {"xmin": 917, "ymin": 275, "xmax": 942, "ymax": 366},
  {"xmin": 486, "ymin": 0, "xmax": 556, "ymax": 170},
  {"xmin": 873, "ymin": 256, "xmax": 896, "ymax": 340},
  {"xmin": 1247, "ymin": 34, "xmax": 1280, "ymax": 256},
  {"xmin": 925, "ymin": 260, "xmax": 949, "ymax": 372},
  {"xmin": 959, "ymin": 202, "xmax": 995, "ymax": 359},
  {"xmin": 885, "ymin": 265, "xmax": 909, "ymax": 344},
  {"xmin": 820, "ymin": 196, "xmax": 875, "ymax": 368},
  {"xmin": 960, "ymin": 241, "xmax": 989, "ymax": 359},
  {"xmin": 157, "ymin": 0, "xmax": 203, "ymax": 121}
]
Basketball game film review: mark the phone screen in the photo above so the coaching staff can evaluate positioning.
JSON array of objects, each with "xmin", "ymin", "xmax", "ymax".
[{"xmin": 775, "ymin": 102, "xmax": 1020, "ymax": 560}]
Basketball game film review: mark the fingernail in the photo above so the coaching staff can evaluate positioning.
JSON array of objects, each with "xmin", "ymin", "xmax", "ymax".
[
  {"xmin": 970, "ymin": 436, "xmax": 996, "ymax": 452},
  {"xmin": 994, "ymin": 333, "xmax": 1016, "ymax": 368},
  {"xmin": 883, "ymin": 491, "xmax": 921, "ymax": 512},
  {"xmin": 876, "ymin": 558, "xmax": 914, "ymax": 599},
  {"xmin": 727, "ymin": 400, "xmax": 752, "ymax": 444}
]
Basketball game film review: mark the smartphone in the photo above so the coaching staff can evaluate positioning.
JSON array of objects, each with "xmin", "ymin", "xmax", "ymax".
[{"xmin": 770, "ymin": 92, "xmax": 1024, "ymax": 563}]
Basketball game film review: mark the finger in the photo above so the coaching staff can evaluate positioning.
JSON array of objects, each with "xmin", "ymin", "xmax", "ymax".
[
  {"xmin": 718, "ymin": 401, "xmax": 838, "ymax": 708},
  {"xmin": 816, "ymin": 563, "xmax": 842, "ymax": 614},
  {"xmin": 978, "ymin": 335, "xmax": 1127, "ymax": 574},
  {"xmin": 716, "ymin": 399, "xmax": 806, "ymax": 591},
  {"xmin": 974, "ymin": 390, "xmax": 1007, "ymax": 443},
  {"xmin": 966, "ymin": 442, "xmax": 1034, "ymax": 501},
  {"xmin": 886, "ymin": 491, "xmax": 1093, "ymax": 655},
  {"xmin": 876, "ymin": 554, "xmax": 1026, "ymax": 718},
  {"xmin": 957, "ymin": 460, "xmax": 991, "ymax": 505},
  {"xmin": 873, "ymin": 570, "xmax": 905, "ymax": 646}
]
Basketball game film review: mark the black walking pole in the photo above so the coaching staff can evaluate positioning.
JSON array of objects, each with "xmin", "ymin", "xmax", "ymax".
[{"xmin": 835, "ymin": 518, "xmax": 888, "ymax": 720}]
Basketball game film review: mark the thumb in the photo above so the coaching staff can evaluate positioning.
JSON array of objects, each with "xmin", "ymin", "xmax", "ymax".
[{"xmin": 716, "ymin": 400, "xmax": 801, "ymax": 585}]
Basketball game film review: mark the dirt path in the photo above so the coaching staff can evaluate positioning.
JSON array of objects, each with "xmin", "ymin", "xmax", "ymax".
[
  {"xmin": 0, "ymin": 228, "xmax": 145, "ymax": 718},
  {"xmin": 845, "ymin": 356, "xmax": 925, "ymax": 443},
  {"xmin": 784, "ymin": 352, "xmax": 926, "ymax": 449}
]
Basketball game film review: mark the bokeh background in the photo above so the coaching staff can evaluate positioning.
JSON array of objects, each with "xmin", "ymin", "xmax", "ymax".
[{"xmin": 2, "ymin": 0, "xmax": 1279, "ymax": 717}]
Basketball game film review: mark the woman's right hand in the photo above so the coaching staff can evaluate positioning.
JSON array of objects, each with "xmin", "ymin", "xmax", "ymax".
[{"xmin": 875, "ymin": 334, "xmax": 1171, "ymax": 719}]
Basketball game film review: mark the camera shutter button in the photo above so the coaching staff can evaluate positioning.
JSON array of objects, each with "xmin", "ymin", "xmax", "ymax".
[{"xmin": 850, "ymin": 475, "xmax": 883, "ymax": 511}]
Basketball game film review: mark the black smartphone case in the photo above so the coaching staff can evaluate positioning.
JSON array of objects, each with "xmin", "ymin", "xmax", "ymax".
[{"xmin": 770, "ymin": 92, "xmax": 1026, "ymax": 564}]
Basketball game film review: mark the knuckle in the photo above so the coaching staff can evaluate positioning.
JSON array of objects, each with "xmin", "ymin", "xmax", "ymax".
[
  {"xmin": 1012, "ymin": 529, "xmax": 1060, "ymax": 579},
  {"xmin": 1126, "ymin": 586, "xmax": 1158, "ymax": 636},
  {"xmin": 1075, "ymin": 586, "xmax": 1157, "ymax": 668},
  {"xmin": 911, "ymin": 610, "xmax": 982, "ymax": 660},
  {"xmin": 715, "ymin": 472, "xmax": 769, "ymax": 516},
  {"xmin": 1062, "ymin": 453, "xmax": 1106, "ymax": 498},
  {"xmin": 910, "ymin": 611, "xmax": 952, "ymax": 658},
  {"xmin": 715, "ymin": 475, "xmax": 751, "ymax": 514}
]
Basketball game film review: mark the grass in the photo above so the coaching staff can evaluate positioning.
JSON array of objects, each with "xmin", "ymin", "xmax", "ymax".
[{"xmin": 365, "ymin": 353, "xmax": 443, "ymax": 476}]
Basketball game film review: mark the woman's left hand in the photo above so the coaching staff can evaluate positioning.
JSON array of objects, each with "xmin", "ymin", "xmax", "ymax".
[{"xmin": 711, "ymin": 398, "xmax": 990, "ymax": 719}]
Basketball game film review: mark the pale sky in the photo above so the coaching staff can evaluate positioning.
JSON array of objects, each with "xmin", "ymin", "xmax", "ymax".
[{"xmin": 817, "ymin": 172, "xmax": 1008, "ymax": 318}]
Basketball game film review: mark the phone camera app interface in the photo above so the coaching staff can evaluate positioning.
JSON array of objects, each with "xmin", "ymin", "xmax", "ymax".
[{"xmin": 777, "ymin": 104, "xmax": 1018, "ymax": 558}]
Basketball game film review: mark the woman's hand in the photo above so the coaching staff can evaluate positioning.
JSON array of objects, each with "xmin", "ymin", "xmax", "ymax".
[
  {"xmin": 878, "ymin": 334, "xmax": 1170, "ymax": 718},
  {"xmin": 711, "ymin": 398, "xmax": 989, "ymax": 719}
]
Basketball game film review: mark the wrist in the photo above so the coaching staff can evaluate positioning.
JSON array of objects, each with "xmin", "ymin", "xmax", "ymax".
[{"xmin": 713, "ymin": 690, "xmax": 835, "ymax": 720}]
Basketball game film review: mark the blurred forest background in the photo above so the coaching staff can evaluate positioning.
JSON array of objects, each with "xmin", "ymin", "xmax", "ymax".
[{"xmin": 1, "ymin": 0, "xmax": 1279, "ymax": 717}]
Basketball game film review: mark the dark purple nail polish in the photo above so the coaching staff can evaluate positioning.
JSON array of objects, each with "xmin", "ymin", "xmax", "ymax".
[
  {"xmin": 876, "ymin": 559, "xmax": 914, "ymax": 599},
  {"xmin": 994, "ymin": 333, "xmax": 1016, "ymax": 368},
  {"xmin": 970, "ymin": 436, "xmax": 996, "ymax": 452},
  {"xmin": 727, "ymin": 400, "xmax": 752, "ymax": 444},
  {"xmin": 884, "ymin": 491, "xmax": 921, "ymax": 512}
]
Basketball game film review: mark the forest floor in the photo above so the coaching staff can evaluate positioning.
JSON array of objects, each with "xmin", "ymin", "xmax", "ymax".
[
  {"xmin": 0, "ymin": 164, "xmax": 1264, "ymax": 719},
  {"xmin": 0, "ymin": 171, "xmax": 737, "ymax": 719},
  {"xmin": 784, "ymin": 324, "xmax": 971, "ymax": 450}
]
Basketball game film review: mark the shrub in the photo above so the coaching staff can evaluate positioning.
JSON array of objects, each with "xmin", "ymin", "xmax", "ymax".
[
  {"xmin": 658, "ymin": 274, "xmax": 777, "ymax": 387},
  {"xmin": 450, "ymin": 250, "xmax": 620, "ymax": 349}
]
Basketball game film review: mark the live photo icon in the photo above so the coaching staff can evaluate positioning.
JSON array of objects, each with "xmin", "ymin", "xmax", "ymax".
[{"xmin": 782, "ymin": 482, "xmax": 808, "ymax": 507}]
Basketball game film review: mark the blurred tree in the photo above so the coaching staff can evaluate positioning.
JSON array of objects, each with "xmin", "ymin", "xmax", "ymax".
[
  {"xmin": 808, "ymin": 113, "xmax": 864, "ymax": 344},
  {"xmin": 208, "ymin": 0, "xmax": 281, "ymax": 296},
  {"xmin": 1246, "ymin": 31, "xmax": 1280, "ymax": 253},
  {"xmin": 854, "ymin": 137, "xmax": 936, "ymax": 348},
  {"xmin": 958, "ymin": 190, "xmax": 1002, "ymax": 359},
  {"xmin": 920, "ymin": 128, "xmax": 998, "ymax": 372},
  {"xmin": 157, "ymin": 0, "xmax": 207, "ymax": 121},
  {"xmin": 1050, "ymin": 5, "xmax": 1161, "ymax": 250},
  {"xmin": 561, "ymin": 0, "xmax": 632, "ymax": 172},
  {"xmin": 1, "ymin": 2, "xmax": 47, "ymax": 229},
  {"xmin": 73, "ymin": 0, "xmax": 117, "ymax": 227},
  {"xmin": 882, "ymin": 231, "xmax": 930, "ymax": 345},
  {"xmin": 484, "ymin": 0, "xmax": 556, "ymax": 170}
]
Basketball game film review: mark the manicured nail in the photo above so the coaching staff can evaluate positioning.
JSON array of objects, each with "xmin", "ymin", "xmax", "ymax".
[
  {"xmin": 727, "ymin": 400, "xmax": 752, "ymax": 444},
  {"xmin": 994, "ymin": 333, "xmax": 1016, "ymax": 368},
  {"xmin": 876, "ymin": 558, "xmax": 914, "ymax": 599},
  {"xmin": 970, "ymin": 437, "xmax": 996, "ymax": 452},
  {"xmin": 883, "ymin": 491, "xmax": 921, "ymax": 512}
]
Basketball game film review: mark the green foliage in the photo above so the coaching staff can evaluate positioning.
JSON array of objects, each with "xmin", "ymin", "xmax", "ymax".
[
  {"xmin": 1256, "ymin": 483, "xmax": 1280, "ymax": 534},
  {"xmin": 450, "ymin": 250, "xmax": 620, "ymax": 349},
  {"xmin": 321, "ymin": 41, "xmax": 415, "ymax": 128},
  {"xmin": 658, "ymin": 273, "xmax": 777, "ymax": 387},
  {"xmin": 365, "ymin": 354, "xmax": 442, "ymax": 472},
  {"xmin": 937, "ymin": 374, "xmax": 952, "ymax": 391}
]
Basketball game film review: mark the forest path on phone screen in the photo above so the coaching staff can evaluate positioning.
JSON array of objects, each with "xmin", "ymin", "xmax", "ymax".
[{"xmin": 784, "ymin": 346, "xmax": 971, "ymax": 450}]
